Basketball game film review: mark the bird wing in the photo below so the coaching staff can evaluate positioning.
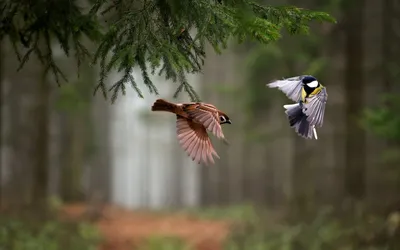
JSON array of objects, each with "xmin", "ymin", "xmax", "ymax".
[
  {"xmin": 302, "ymin": 87, "xmax": 328, "ymax": 127},
  {"xmin": 266, "ymin": 76, "xmax": 304, "ymax": 102},
  {"xmin": 184, "ymin": 103, "xmax": 225, "ymax": 139},
  {"xmin": 176, "ymin": 117, "xmax": 220, "ymax": 165}
]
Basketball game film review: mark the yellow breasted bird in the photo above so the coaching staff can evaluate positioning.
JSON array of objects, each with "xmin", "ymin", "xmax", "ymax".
[{"xmin": 266, "ymin": 75, "xmax": 328, "ymax": 140}]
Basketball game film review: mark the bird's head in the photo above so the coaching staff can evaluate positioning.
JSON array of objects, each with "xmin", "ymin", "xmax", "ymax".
[
  {"xmin": 218, "ymin": 112, "xmax": 232, "ymax": 125},
  {"xmin": 302, "ymin": 75, "xmax": 319, "ymax": 88}
]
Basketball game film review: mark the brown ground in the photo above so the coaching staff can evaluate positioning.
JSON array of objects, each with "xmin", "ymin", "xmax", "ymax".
[{"xmin": 61, "ymin": 204, "xmax": 232, "ymax": 250}]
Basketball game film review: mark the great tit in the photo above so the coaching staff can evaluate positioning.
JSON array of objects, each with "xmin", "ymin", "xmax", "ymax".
[{"xmin": 266, "ymin": 75, "xmax": 328, "ymax": 140}]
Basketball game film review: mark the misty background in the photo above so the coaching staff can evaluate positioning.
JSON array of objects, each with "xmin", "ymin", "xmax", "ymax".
[{"xmin": 1, "ymin": 0, "xmax": 400, "ymax": 249}]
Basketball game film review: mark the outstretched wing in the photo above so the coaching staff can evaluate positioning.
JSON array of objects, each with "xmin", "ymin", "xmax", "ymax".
[
  {"xmin": 267, "ymin": 76, "xmax": 304, "ymax": 102},
  {"xmin": 303, "ymin": 87, "xmax": 328, "ymax": 127},
  {"xmin": 184, "ymin": 104, "xmax": 225, "ymax": 139},
  {"xmin": 176, "ymin": 117, "xmax": 220, "ymax": 165}
]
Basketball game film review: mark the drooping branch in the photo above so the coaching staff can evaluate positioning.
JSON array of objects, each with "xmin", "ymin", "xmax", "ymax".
[{"xmin": 1, "ymin": 0, "xmax": 335, "ymax": 102}]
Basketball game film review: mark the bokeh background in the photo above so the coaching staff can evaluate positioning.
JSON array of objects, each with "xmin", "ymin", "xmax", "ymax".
[{"xmin": 1, "ymin": 0, "xmax": 400, "ymax": 249}]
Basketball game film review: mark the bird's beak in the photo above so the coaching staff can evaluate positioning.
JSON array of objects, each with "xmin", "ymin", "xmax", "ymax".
[{"xmin": 227, "ymin": 120, "xmax": 232, "ymax": 124}]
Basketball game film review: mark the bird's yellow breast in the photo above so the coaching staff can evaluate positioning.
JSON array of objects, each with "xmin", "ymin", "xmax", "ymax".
[
  {"xmin": 310, "ymin": 86, "xmax": 322, "ymax": 96},
  {"xmin": 301, "ymin": 88, "xmax": 307, "ymax": 102},
  {"xmin": 302, "ymin": 85, "xmax": 323, "ymax": 103}
]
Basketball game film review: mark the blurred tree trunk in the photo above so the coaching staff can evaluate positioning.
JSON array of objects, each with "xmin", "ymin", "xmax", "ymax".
[
  {"xmin": 57, "ymin": 0, "xmax": 97, "ymax": 204},
  {"xmin": 61, "ymin": 115, "xmax": 85, "ymax": 201},
  {"xmin": 343, "ymin": 0, "xmax": 366, "ymax": 201},
  {"xmin": 0, "ymin": 42, "xmax": 3, "ymax": 208},
  {"xmin": 382, "ymin": 0, "xmax": 400, "ymax": 204},
  {"xmin": 31, "ymin": 71, "xmax": 50, "ymax": 208},
  {"xmin": 382, "ymin": 0, "xmax": 395, "ymax": 96},
  {"xmin": 3, "ymin": 41, "xmax": 45, "ymax": 207},
  {"xmin": 90, "ymin": 76, "xmax": 111, "ymax": 203},
  {"xmin": 291, "ymin": 139, "xmax": 314, "ymax": 214},
  {"xmin": 382, "ymin": 2, "xmax": 393, "ymax": 103},
  {"xmin": 60, "ymin": 65, "xmax": 93, "ymax": 202}
]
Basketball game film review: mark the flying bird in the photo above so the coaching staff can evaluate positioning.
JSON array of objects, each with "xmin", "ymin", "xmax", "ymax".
[
  {"xmin": 151, "ymin": 99, "xmax": 231, "ymax": 165},
  {"xmin": 266, "ymin": 75, "xmax": 328, "ymax": 140}
]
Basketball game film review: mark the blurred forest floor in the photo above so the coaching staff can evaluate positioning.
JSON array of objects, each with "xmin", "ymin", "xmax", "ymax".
[
  {"xmin": 2, "ymin": 202, "xmax": 399, "ymax": 250},
  {"xmin": 61, "ymin": 204, "xmax": 232, "ymax": 250}
]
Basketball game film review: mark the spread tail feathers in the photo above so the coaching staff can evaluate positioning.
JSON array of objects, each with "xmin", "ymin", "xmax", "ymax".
[
  {"xmin": 283, "ymin": 103, "xmax": 318, "ymax": 140},
  {"xmin": 151, "ymin": 99, "xmax": 178, "ymax": 113}
]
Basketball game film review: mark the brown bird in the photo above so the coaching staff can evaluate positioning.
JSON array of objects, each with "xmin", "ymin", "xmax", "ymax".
[{"xmin": 151, "ymin": 99, "xmax": 231, "ymax": 165}]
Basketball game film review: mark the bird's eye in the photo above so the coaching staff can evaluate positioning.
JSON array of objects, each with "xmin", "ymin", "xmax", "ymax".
[{"xmin": 219, "ymin": 116, "xmax": 226, "ymax": 122}]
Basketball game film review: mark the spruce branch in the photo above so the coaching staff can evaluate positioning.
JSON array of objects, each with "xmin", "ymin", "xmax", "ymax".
[
  {"xmin": 1, "ymin": 0, "xmax": 336, "ymax": 102},
  {"xmin": 1, "ymin": 0, "xmax": 101, "ymax": 84}
]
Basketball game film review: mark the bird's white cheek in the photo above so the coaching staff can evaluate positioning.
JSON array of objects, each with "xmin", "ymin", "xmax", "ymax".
[{"xmin": 307, "ymin": 81, "xmax": 318, "ymax": 88}]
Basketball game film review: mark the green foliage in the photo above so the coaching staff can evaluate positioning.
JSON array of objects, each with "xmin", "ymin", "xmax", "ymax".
[
  {"xmin": 0, "ymin": 215, "xmax": 101, "ymax": 250},
  {"xmin": 92, "ymin": 0, "xmax": 335, "ymax": 102},
  {"xmin": 1, "ymin": 0, "xmax": 335, "ymax": 102},
  {"xmin": 362, "ymin": 94, "xmax": 400, "ymax": 166},
  {"xmin": 362, "ymin": 94, "xmax": 400, "ymax": 141},
  {"xmin": 156, "ymin": 206, "xmax": 400, "ymax": 250},
  {"xmin": 55, "ymin": 81, "xmax": 93, "ymax": 114},
  {"xmin": 0, "ymin": 0, "xmax": 101, "ymax": 83},
  {"xmin": 139, "ymin": 236, "xmax": 192, "ymax": 250},
  {"xmin": 225, "ymin": 208, "xmax": 400, "ymax": 250},
  {"xmin": 179, "ymin": 204, "xmax": 259, "ymax": 222}
]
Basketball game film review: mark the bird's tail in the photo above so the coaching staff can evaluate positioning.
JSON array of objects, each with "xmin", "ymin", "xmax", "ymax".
[
  {"xmin": 151, "ymin": 99, "xmax": 178, "ymax": 113},
  {"xmin": 283, "ymin": 103, "xmax": 318, "ymax": 140}
]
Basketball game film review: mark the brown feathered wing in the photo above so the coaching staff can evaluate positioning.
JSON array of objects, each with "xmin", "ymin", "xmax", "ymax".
[
  {"xmin": 176, "ymin": 117, "xmax": 220, "ymax": 165},
  {"xmin": 184, "ymin": 104, "xmax": 225, "ymax": 139}
]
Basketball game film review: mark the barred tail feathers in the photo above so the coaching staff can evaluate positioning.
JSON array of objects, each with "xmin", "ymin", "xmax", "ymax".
[
  {"xmin": 151, "ymin": 99, "xmax": 178, "ymax": 113},
  {"xmin": 283, "ymin": 103, "xmax": 317, "ymax": 140}
]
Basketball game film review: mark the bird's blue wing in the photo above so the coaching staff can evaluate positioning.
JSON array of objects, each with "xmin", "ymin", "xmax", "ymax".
[
  {"xmin": 266, "ymin": 76, "xmax": 304, "ymax": 102},
  {"xmin": 303, "ymin": 87, "xmax": 328, "ymax": 127}
]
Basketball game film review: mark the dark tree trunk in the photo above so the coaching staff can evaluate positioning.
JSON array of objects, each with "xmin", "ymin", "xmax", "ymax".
[
  {"xmin": 60, "ymin": 81, "xmax": 92, "ymax": 202},
  {"xmin": 382, "ymin": 0, "xmax": 400, "ymax": 205},
  {"xmin": 32, "ymin": 73, "xmax": 50, "ymax": 208},
  {"xmin": 0, "ymin": 42, "xmax": 3, "ymax": 208},
  {"xmin": 343, "ymin": 0, "xmax": 366, "ymax": 201},
  {"xmin": 3, "ymin": 41, "xmax": 44, "ymax": 208},
  {"xmin": 90, "ymin": 84, "xmax": 112, "ymax": 203},
  {"xmin": 382, "ymin": 0, "xmax": 397, "ymax": 93}
]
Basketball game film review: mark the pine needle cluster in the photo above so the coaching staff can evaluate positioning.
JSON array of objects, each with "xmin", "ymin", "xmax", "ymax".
[
  {"xmin": 1, "ymin": 0, "xmax": 335, "ymax": 102},
  {"xmin": 1, "ymin": 0, "xmax": 101, "ymax": 82}
]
